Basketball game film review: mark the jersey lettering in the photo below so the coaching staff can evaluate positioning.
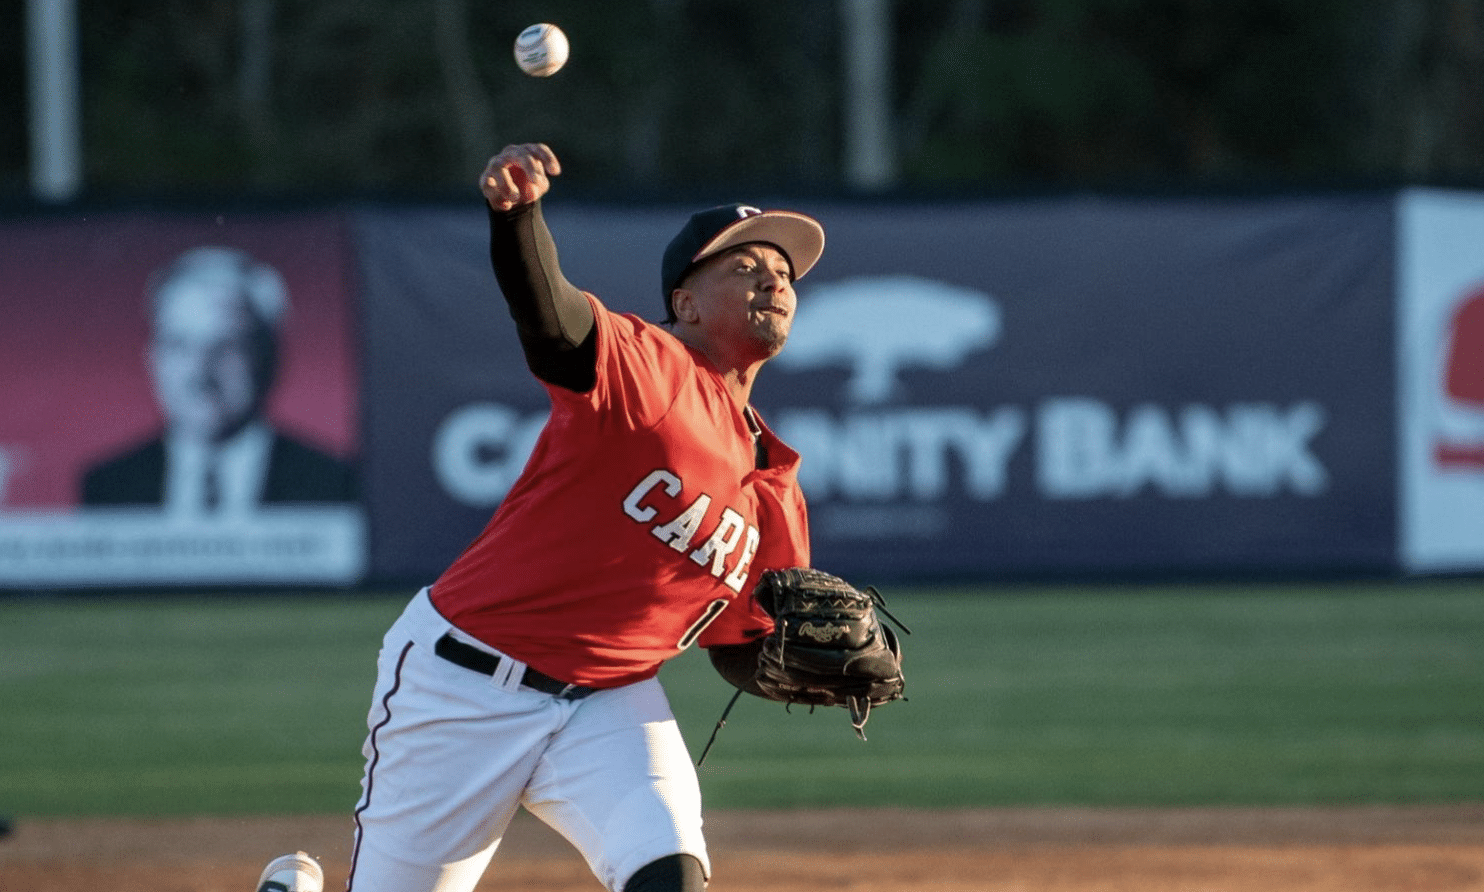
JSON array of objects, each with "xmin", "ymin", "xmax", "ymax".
[
  {"xmin": 650, "ymin": 493, "xmax": 712, "ymax": 552},
  {"xmin": 620, "ymin": 472, "xmax": 760, "ymax": 592},
  {"xmin": 622, "ymin": 469, "xmax": 682, "ymax": 522},
  {"xmin": 677, "ymin": 598, "xmax": 730, "ymax": 650},
  {"xmin": 724, "ymin": 525, "xmax": 761, "ymax": 591},
  {"xmin": 691, "ymin": 507, "xmax": 745, "ymax": 580}
]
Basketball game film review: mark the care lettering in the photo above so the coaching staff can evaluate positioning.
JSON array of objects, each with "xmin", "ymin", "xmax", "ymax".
[{"xmin": 622, "ymin": 470, "xmax": 760, "ymax": 591}]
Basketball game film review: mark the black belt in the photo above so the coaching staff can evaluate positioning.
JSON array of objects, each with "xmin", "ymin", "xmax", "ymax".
[{"xmin": 434, "ymin": 633, "xmax": 599, "ymax": 700}]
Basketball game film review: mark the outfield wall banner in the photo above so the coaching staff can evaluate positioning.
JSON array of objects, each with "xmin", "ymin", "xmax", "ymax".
[
  {"xmin": 766, "ymin": 196, "xmax": 1396, "ymax": 578},
  {"xmin": 1398, "ymin": 189, "xmax": 1484, "ymax": 573},
  {"xmin": 357, "ymin": 196, "xmax": 1395, "ymax": 583},
  {"xmin": 0, "ymin": 211, "xmax": 365, "ymax": 587}
]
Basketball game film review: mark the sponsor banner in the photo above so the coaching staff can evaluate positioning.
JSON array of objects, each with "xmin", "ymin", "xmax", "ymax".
[
  {"xmin": 1398, "ymin": 189, "xmax": 1484, "ymax": 572},
  {"xmin": 358, "ymin": 196, "xmax": 1395, "ymax": 582},
  {"xmin": 0, "ymin": 211, "xmax": 364, "ymax": 588},
  {"xmin": 760, "ymin": 196, "xmax": 1395, "ymax": 577}
]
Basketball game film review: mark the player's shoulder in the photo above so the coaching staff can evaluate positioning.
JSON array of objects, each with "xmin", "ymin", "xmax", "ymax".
[
  {"xmin": 591, "ymin": 294, "xmax": 693, "ymax": 362},
  {"xmin": 580, "ymin": 294, "xmax": 709, "ymax": 422}
]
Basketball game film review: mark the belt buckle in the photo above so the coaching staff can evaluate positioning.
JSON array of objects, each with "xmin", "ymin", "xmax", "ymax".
[{"xmin": 557, "ymin": 682, "xmax": 578, "ymax": 699}]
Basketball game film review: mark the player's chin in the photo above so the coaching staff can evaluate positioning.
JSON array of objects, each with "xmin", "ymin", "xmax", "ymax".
[{"xmin": 752, "ymin": 320, "xmax": 791, "ymax": 354}]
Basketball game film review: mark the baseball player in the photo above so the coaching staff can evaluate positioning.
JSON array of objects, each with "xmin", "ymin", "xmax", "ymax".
[{"xmin": 260, "ymin": 142, "xmax": 824, "ymax": 892}]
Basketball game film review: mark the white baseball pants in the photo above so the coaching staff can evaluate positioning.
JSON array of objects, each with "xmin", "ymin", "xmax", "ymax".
[{"xmin": 346, "ymin": 589, "xmax": 709, "ymax": 892}]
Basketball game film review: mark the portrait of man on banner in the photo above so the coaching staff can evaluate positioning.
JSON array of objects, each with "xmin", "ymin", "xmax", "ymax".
[
  {"xmin": 0, "ymin": 213, "xmax": 364, "ymax": 588},
  {"xmin": 80, "ymin": 246, "xmax": 357, "ymax": 514}
]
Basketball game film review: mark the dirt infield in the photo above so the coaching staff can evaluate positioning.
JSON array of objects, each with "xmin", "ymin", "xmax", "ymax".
[{"xmin": 4, "ymin": 805, "xmax": 1483, "ymax": 891}]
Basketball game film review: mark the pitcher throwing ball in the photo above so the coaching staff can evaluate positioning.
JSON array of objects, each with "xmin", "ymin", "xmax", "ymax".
[{"xmin": 258, "ymin": 142, "xmax": 904, "ymax": 892}]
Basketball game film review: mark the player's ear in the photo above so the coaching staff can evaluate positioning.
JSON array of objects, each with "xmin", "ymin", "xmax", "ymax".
[{"xmin": 671, "ymin": 288, "xmax": 701, "ymax": 324}]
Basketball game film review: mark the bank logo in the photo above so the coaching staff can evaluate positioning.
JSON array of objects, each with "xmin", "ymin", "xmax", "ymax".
[
  {"xmin": 765, "ymin": 273, "xmax": 1328, "ymax": 525},
  {"xmin": 777, "ymin": 275, "xmax": 1000, "ymax": 405}
]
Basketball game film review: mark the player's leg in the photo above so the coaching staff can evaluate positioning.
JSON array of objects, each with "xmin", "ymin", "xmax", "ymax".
[
  {"xmin": 622, "ymin": 854, "xmax": 708, "ymax": 892},
  {"xmin": 346, "ymin": 590, "xmax": 561, "ymax": 892},
  {"xmin": 522, "ymin": 677, "xmax": 711, "ymax": 892}
]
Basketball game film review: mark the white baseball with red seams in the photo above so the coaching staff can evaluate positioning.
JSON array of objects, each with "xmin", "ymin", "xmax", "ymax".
[{"xmin": 514, "ymin": 23, "xmax": 568, "ymax": 77}]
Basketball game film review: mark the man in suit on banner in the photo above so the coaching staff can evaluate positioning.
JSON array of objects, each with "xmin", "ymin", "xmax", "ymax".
[{"xmin": 81, "ymin": 246, "xmax": 356, "ymax": 513}]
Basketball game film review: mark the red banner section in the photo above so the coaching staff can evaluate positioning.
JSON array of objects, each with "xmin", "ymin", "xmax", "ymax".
[{"xmin": 0, "ymin": 210, "xmax": 364, "ymax": 586}]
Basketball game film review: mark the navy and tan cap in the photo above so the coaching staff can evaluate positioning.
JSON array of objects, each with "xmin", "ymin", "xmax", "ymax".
[{"xmin": 661, "ymin": 204, "xmax": 825, "ymax": 322}]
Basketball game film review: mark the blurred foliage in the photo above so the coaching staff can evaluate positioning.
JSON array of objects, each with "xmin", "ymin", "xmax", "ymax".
[{"xmin": 4, "ymin": 0, "xmax": 1484, "ymax": 201}]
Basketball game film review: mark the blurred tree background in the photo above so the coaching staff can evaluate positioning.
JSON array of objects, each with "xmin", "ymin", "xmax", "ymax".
[{"xmin": 3, "ymin": 0, "xmax": 1483, "ymax": 202}]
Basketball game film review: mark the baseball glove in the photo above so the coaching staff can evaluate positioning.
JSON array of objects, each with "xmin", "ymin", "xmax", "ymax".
[{"xmin": 752, "ymin": 567, "xmax": 909, "ymax": 739}]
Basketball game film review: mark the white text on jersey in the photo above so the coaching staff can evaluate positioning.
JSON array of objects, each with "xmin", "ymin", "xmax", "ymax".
[{"xmin": 622, "ymin": 469, "xmax": 761, "ymax": 592}]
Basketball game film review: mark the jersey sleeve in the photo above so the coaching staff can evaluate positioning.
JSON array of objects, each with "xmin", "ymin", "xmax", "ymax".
[{"xmin": 547, "ymin": 296, "xmax": 695, "ymax": 432}]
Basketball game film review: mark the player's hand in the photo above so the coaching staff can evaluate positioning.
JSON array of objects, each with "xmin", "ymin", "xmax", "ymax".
[{"xmin": 480, "ymin": 143, "xmax": 562, "ymax": 211}]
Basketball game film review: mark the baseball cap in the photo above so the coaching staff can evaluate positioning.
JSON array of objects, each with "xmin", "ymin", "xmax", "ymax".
[{"xmin": 661, "ymin": 204, "xmax": 825, "ymax": 322}]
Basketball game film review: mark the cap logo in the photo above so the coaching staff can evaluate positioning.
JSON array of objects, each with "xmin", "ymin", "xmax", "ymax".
[{"xmin": 736, "ymin": 205, "xmax": 762, "ymax": 218}]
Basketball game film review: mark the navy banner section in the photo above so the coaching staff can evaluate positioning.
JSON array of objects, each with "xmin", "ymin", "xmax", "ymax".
[
  {"xmin": 354, "ymin": 196, "xmax": 1396, "ymax": 583},
  {"xmin": 762, "ymin": 197, "xmax": 1395, "ymax": 578}
]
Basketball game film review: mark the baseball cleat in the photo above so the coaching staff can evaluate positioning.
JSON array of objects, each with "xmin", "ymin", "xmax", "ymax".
[{"xmin": 256, "ymin": 851, "xmax": 324, "ymax": 892}]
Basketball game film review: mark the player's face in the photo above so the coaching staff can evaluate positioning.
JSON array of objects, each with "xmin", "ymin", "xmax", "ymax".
[
  {"xmin": 679, "ymin": 243, "xmax": 796, "ymax": 357},
  {"xmin": 148, "ymin": 282, "xmax": 271, "ymax": 444}
]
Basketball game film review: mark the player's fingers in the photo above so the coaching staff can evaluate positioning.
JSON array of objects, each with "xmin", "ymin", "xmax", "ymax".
[
  {"xmin": 506, "ymin": 144, "xmax": 556, "ymax": 203},
  {"xmin": 481, "ymin": 144, "xmax": 559, "ymax": 210},
  {"xmin": 480, "ymin": 158, "xmax": 537, "ymax": 211},
  {"xmin": 524, "ymin": 142, "xmax": 562, "ymax": 177},
  {"xmin": 480, "ymin": 162, "xmax": 521, "ymax": 210}
]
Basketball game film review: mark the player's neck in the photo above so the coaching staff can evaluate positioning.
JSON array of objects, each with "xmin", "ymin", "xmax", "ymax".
[
  {"xmin": 676, "ymin": 332, "xmax": 771, "ymax": 405},
  {"xmin": 696, "ymin": 349, "xmax": 762, "ymax": 404},
  {"xmin": 717, "ymin": 364, "xmax": 762, "ymax": 405}
]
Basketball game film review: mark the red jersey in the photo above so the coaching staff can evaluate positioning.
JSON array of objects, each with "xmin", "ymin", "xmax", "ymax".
[{"xmin": 431, "ymin": 294, "xmax": 810, "ymax": 687}]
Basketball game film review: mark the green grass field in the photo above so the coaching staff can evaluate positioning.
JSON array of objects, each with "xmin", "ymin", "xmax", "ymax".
[{"xmin": 2, "ymin": 579, "xmax": 1481, "ymax": 817}]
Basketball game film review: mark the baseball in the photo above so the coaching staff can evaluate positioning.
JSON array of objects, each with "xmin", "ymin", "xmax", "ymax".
[{"xmin": 514, "ymin": 23, "xmax": 568, "ymax": 77}]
